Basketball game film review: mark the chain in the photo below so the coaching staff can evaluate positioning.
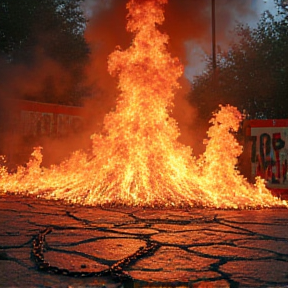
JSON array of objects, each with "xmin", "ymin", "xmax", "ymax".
[{"xmin": 31, "ymin": 227, "xmax": 159, "ymax": 281}]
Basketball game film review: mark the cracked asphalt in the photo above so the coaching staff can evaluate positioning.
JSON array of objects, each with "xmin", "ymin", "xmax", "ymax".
[{"xmin": 1, "ymin": 195, "xmax": 288, "ymax": 288}]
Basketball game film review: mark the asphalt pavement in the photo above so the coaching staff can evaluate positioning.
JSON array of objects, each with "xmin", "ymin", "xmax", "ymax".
[{"xmin": 1, "ymin": 194, "xmax": 288, "ymax": 288}]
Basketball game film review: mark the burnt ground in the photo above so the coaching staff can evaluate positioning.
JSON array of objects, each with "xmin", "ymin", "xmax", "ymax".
[{"xmin": 1, "ymin": 195, "xmax": 288, "ymax": 288}]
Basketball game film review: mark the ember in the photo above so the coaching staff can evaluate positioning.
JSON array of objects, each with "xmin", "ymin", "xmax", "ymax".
[{"xmin": 0, "ymin": 0, "xmax": 286, "ymax": 209}]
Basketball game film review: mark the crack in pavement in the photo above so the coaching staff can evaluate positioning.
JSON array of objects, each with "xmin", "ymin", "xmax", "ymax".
[{"xmin": 1, "ymin": 195, "xmax": 288, "ymax": 287}]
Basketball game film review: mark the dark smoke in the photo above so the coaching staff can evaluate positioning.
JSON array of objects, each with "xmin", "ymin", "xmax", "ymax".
[{"xmin": 82, "ymin": 0, "xmax": 131, "ymax": 127}]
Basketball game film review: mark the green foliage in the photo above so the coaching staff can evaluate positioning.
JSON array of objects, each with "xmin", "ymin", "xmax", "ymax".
[
  {"xmin": 190, "ymin": 4, "xmax": 288, "ymax": 121},
  {"xmin": 0, "ymin": 0, "xmax": 36, "ymax": 60},
  {"xmin": 0, "ymin": 0, "xmax": 90, "ymax": 105}
]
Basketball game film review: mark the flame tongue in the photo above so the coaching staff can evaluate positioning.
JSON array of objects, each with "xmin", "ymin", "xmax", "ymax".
[
  {"xmin": 87, "ymin": 0, "xmax": 200, "ymax": 205},
  {"xmin": 0, "ymin": 0, "xmax": 287, "ymax": 209}
]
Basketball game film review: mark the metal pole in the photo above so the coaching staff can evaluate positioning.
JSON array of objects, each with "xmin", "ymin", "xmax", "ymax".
[{"xmin": 211, "ymin": 0, "xmax": 216, "ymax": 70}]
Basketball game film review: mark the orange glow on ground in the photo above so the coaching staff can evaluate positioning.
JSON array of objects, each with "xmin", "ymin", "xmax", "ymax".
[{"xmin": 0, "ymin": 0, "xmax": 286, "ymax": 209}]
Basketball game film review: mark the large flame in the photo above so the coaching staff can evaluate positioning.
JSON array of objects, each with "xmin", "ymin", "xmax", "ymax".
[{"xmin": 0, "ymin": 0, "xmax": 286, "ymax": 209}]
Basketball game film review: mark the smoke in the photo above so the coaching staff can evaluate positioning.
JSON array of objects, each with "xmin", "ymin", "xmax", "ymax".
[
  {"xmin": 81, "ymin": 0, "xmax": 114, "ymax": 18},
  {"xmin": 82, "ymin": 0, "xmax": 131, "ymax": 122},
  {"xmin": 0, "ymin": 0, "xmax": 257, "ymax": 166},
  {"xmin": 0, "ymin": 42, "xmax": 89, "ymax": 166},
  {"xmin": 82, "ymin": 0, "xmax": 256, "ymax": 81},
  {"xmin": 162, "ymin": 0, "xmax": 255, "ymax": 155},
  {"xmin": 172, "ymin": 76, "xmax": 208, "ymax": 156},
  {"xmin": 82, "ymin": 0, "xmax": 256, "ymax": 156},
  {"xmin": 162, "ymin": 0, "xmax": 256, "ymax": 79},
  {"xmin": 0, "ymin": 50, "xmax": 73, "ymax": 103}
]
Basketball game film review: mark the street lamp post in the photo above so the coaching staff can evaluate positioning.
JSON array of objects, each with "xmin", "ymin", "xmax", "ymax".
[{"xmin": 211, "ymin": 0, "xmax": 216, "ymax": 71}]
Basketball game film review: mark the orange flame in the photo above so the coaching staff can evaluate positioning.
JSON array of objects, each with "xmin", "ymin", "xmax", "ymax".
[{"xmin": 0, "ymin": 0, "xmax": 286, "ymax": 209}]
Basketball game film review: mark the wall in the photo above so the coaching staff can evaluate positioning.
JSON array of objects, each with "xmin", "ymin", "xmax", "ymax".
[
  {"xmin": 243, "ymin": 119, "xmax": 288, "ymax": 196},
  {"xmin": 0, "ymin": 100, "xmax": 85, "ymax": 169}
]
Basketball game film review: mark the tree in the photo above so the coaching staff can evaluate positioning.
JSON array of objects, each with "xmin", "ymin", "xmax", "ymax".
[
  {"xmin": 190, "ymin": 2, "xmax": 288, "ymax": 121},
  {"xmin": 0, "ymin": 0, "xmax": 90, "ymax": 105}
]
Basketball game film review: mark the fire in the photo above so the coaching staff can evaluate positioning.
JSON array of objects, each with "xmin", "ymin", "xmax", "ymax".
[{"xmin": 0, "ymin": 0, "xmax": 286, "ymax": 209}]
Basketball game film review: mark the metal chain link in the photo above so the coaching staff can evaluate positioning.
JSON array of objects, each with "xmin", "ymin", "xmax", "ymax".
[{"xmin": 31, "ymin": 227, "xmax": 160, "ymax": 281}]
